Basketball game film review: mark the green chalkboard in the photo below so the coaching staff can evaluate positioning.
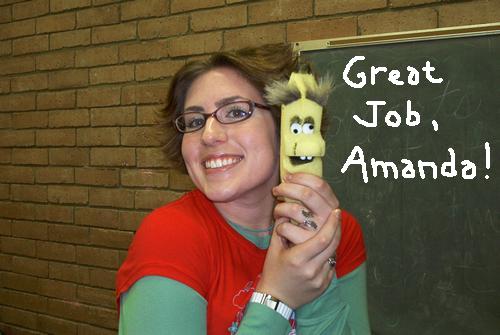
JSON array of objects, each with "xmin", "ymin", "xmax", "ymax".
[{"xmin": 298, "ymin": 24, "xmax": 500, "ymax": 335}]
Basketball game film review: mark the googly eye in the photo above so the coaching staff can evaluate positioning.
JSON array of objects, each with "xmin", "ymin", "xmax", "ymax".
[
  {"xmin": 290, "ymin": 123, "xmax": 302, "ymax": 134},
  {"xmin": 303, "ymin": 123, "xmax": 314, "ymax": 134}
]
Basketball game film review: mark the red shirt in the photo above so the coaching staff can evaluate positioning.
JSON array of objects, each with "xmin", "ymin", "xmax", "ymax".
[{"xmin": 116, "ymin": 189, "xmax": 366, "ymax": 334}]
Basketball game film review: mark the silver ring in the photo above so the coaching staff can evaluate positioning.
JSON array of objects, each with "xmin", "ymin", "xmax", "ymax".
[
  {"xmin": 302, "ymin": 218, "xmax": 318, "ymax": 230},
  {"xmin": 327, "ymin": 254, "xmax": 337, "ymax": 268}
]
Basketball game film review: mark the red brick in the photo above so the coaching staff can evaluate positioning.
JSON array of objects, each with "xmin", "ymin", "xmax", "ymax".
[
  {"xmin": 36, "ymin": 50, "xmax": 74, "ymax": 70},
  {"xmin": 136, "ymin": 147, "xmax": 169, "ymax": 168},
  {"xmin": 121, "ymin": 169, "xmax": 168, "ymax": 188},
  {"xmin": 78, "ymin": 322, "xmax": 117, "ymax": 335},
  {"xmin": 135, "ymin": 189, "xmax": 182, "ymax": 210},
  {"xmin": 11, "ymin": 255, "xmax": 48, "ymax": 276},
  {"xmin": 12, "ymin": 111, "xmax": 48, "ymax": 129},
  {"xmin": 119, "ymin": 39, "xmax": 169, "ymax": 62},
  {"xmin": 12, "ymin": 0, "xmax": 49, "ymax": 20},
  {"xmin": 0, "ymin": 129, "xmax": 35, "ymax": 147},
  {"xmin": 74, "ymin": 206, "xmax": 119, "ymax": 228},
  {"xmin": 48, "ymin": 185, "xmax": 88, "ymax": 204},
  {"xmin": 35, "ymin": 203, "xmax": 74, "ymax": 223},
  {"xmin": 12, "ymin": 34, "xmax": 49, "ymax": 55},
  {"xmin": 37, "ymin": 240, "xmax": 75, "ymax": 262},
  {"xmin": 0, "ymin": 39, "xmax": 11, "ymax": 57},
  {"xmin": 48, "ymin": 223, "xmax": 89, "ymax": 244},
  {"xmin": 224, "ymin": 24, "xmax": 285, "ymax": 50},
  {"xmin": 89, "ymin": 64, "xmax": 134, "ymax": 85},
  {"xmin": 316, "ymin": 0, "xmax": 386, "ymax": 15},
  {"xmin": 359, "ymin": 8, "xmax": 437, "ymax": 35},
  {"xmin": 0, "ymin": 55, "xmax": 34, "ymax": 75},
  {"xmin": 11, "ymin": 220, "xmax": 48, "ymax": 239},
  {"xmin": 0, "ymin": 236, "xmax": 36, "ymax": 256},
  {"xmin": 0, "ymin": 166, "xmax": 34, "ymax": 183},
  {"xmin": 169, "ymin": 169, "xmax": 195, "ymax": 190},
  {"xmin": 439, "ymin": 0, "xmax": 500, "ymax": 27},
  {"xmin": 77, "ymin": 86, "xmax": 121, "ymax": 108},
  {"xmin": 121, "ymin": 82, "xmax": 169, "ymax": 105},
  {"xmin": 76, "ymin": 245, "xmax": 119, "ymax": 268},
  {"xmin": 135, "ymin": 59, "xmax": 184, "ymax": 81},
  {"xmin": 169, "ymin": 31, "xmax": 222, "ymax": 56},
  {"xmin": 121, "ymin": 0, "xmax": 168, "ymax": 20},
  {"xmin": 75, "ymin": 45, "xmax": 118, "ymax": 67},
  {"xmin": 120, "ymin": 126, "xmax": 161, "ymax": 146},
  {"xmin": 250, "ymin": 0, "xmax": 312, "ymax": 24},
  {"xmin": 92, "ymin": 21, "xmax": 136, "ymax": 44},
  {"xmin": 0, "ymin": 148, "xmax": 12, "ymax": 163},
  {"xmin": 39, "ymin": 278, "xmax": 77, "ymax": 300},
  {"xmin": 77, "ymin": 127, "xmax": 120, "ymax": 146},
  {"xmin": 49, "ymin": 109, "xmax": 89, "ymax": 127},
  {"xmin": 0, "ymin": 92, "xmax": 35, "ymax": 111},
  {"xmin": 3, "ymin": 272, "xmax": 38, "ymax": 293},
  {"xmin": 36, "ymin": 12, "xmax": 75, "ymax": 33},
  {"xmin": 0, "ymin": 18, "xmax": 35, "ymax": 39},
  {"xmin": 118, "ymin": 210, "xmax": 146, "ymax": 231},
  {"xmin": 50, "ymin": 0, "xmax": 90, "ymax": 13},
  {"xmin": 38, "ymin": 314, "xmax": 78, "ymax": 335},
  {"xmin": 49, "ymin": 262, "xmax": 90, "ymax": 284},
  {"xmin": 12, "ymin": 148, "xmax": 48, "ymax": 165},
  {"xmin": 391, "ymin": 0, "xmax": 438, "ymax": 7},
  {"xmin": 51, "ymin": 29, "xmax": 91, "ymax": 50},
  {"xmin": 89, "ymin": 267, "xmax": 116, "ymax": 289},
  {"xmin": 86, "ymin": 305, "xmax": 116, "ymax": 329},
  {"xmin": 11, "ymin": 73, "xmax": 48, "ymax": 92},
  {"xmin": 137, "ymin": 105, "xmax": 160, "ymax": 125},
  {"xmin": 90, "ymin": 106, "xmax": 136, "ymax": 126},
  {"xmin": 0, "ymin": 253, "xmax": 13, "ymax": 271},
  {"xmin": 138, "ymin": 15, "xmax": 188, "ymax": 39},
  {"xmin": 36, "ymin": 128, "xmax": 76, "ymax": 146},
  {"xmin": 0, "ymin": 184, "xmax": 10, "ymax": 200},
  {"xmin": 77, "ymin": 285, "xmax": 115, "ymax": 308},
  {"xmin": 88, "ymin": 187, "xmax": 134, "ymax": 208},
  {"xmin": 192, "ymin": 5, "xmax": 247, "ymax": 31},
  {"xmin": 0, "ymin": 5, "xmax": 12, "ymax": 23},
  {"xmin": 10, "ymin": 184, "xmax": 46, "ymax": 205},
  {"xmin": 35, "ymin": 167, "xmax": 74, "ymax": 184},
  {"xmin": 287, "ymin": 17, "xmax": 357, "ymax": 42},
  {"xmin": 90, "ymin": 147, "xmax": 135, "ymax": 167},
  {"xmin": 74, "ymin": 167, "xmax": 119, "ymax": 186},
  {"xmin": 47, "ymin": 298, "xmax": 88, "ymax": 322},
  {"xmin": 49, "ymin": 148, "xmax": 89, "ymax": 166},
  {"xmin": 48, "ymin": 69, "xmax": 88, "ymax": 89},
  {"xmin": 171, "ymin": 0, "xmax": 224, "ymax": 13},
  {"xmin": 0, "ymin": 218, "xmax": 12, "ymax": 234},
  {"xmin": 77, "ymin": 4, "xmax": 119, "ymax": 28},
  {"xmin": 37, "ymin": 90, "xmax": 76, "ymax": 110},
  {"xmin": 1, "ymin": 305, "xmax": 38, "ymax": 329},
  {"xmin": 89, "ymin": 227, "xmax": 133, "ymax": 249},
  {"xmin": 0, "ymin": 77, "xmax": 10, "ymax": 93}
]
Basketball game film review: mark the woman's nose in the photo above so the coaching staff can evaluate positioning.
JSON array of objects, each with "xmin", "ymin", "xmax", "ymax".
[{"xmin": 201, "ymin": 116, "xmax": 227, "ymax": 145}]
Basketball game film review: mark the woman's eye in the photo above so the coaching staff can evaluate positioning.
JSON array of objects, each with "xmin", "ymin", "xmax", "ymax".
[
  {"xmin": 187, "ymin": 117, "xmax": 204, "ymax": 128},
  {"xmin": 290, "ymin": 123, "xmax": 302, "ymax": 134},
  {"xmin": 303, "ymin": 123, "xmax": 314, "ymax": 134},
  {"xmin": 226, "ymin": 108, "xmax": 248, "ymax": 119}
]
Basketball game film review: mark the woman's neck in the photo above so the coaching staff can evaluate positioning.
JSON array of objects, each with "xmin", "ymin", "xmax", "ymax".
[{"xmin": 214, "ymin": 191, "xmax": 276, "ymax": 232}]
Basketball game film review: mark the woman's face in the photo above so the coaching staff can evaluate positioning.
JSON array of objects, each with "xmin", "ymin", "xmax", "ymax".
[{"xmin": 181, "ymin": 67, "xmax": 279, "ymax": 203}]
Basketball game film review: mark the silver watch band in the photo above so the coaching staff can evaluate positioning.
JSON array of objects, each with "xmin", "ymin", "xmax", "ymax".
[{"xmin": 249, "ymin": 291, "xmax": 294, "ymax": 320}]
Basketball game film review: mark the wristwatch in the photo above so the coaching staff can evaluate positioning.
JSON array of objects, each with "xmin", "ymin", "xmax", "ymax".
[{"xmin": 249, "ymin": 291, "xmax": 294, "ymax": 320}]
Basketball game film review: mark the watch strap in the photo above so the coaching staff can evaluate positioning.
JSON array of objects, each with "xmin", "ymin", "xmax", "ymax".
[{"xmin": 249, "ymin": 291, "xmax": 294, "ymax": 320}]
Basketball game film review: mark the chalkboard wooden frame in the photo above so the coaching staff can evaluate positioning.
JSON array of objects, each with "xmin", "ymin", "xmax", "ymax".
[{"xmin": 296, "ymin": 23, "xmax": 500, "ymax": 335}]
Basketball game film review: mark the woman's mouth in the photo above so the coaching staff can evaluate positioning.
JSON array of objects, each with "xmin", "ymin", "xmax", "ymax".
[{"xmin": 203, "ymin": 156, "xmax": 242, "ymax": 169}]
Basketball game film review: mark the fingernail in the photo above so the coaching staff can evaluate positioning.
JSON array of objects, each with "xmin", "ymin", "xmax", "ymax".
[
  {"xmin": 334, "ymin": 209, "xmax": 341, "ymax": 219},
  {"xmin": 284, "ymin": 173, "xmax": 291, "ymax": 181}
]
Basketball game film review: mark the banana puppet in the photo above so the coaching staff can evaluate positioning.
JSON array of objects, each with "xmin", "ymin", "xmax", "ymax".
[{"xmin": 265, "ymin": 71, "xmax": 332, "ymax": 226}]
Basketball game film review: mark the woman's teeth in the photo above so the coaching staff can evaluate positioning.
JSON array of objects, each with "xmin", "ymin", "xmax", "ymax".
[{"xmin": 204, "ymin": 157, "xmax": 241, "ymax": 169}]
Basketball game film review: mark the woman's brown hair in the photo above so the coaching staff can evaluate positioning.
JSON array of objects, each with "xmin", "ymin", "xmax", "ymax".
[{"xmin": 159, "ymin": 43, "xmax": 298, "ymax": 171}]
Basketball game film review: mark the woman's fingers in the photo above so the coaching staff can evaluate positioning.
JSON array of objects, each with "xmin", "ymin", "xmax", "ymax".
[
  {"xmin": 274, "ymin": 201, "xmax": 322, "ymax": 231},
  {"xmin": 284, "ymin": 173, "xmax": 339, "ymax": 209}
]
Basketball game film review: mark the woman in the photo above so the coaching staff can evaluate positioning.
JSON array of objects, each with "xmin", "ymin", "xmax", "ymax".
[{"xmin": 116, "ymin": 44, "xmax": 370, "ymax": 334}]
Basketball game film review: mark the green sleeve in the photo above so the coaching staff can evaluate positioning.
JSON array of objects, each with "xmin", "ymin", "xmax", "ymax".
[
  {"xmin": 296, "ymin": 263, "xmax": 371, "ymax": 335},
  {"xmin": 119, "ymin": 276, "xmax": 291, "ymax": 335}
]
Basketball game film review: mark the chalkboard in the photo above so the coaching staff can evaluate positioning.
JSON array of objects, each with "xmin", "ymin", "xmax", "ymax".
[{"xmin": 298, "ymin": 24, "xmax": 500, "ymax": 335}]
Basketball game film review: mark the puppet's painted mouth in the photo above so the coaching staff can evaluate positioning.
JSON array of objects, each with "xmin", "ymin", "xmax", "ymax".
[{"xmin": 290, "ymin": 156, "xmax": 314, "ymax": 166}]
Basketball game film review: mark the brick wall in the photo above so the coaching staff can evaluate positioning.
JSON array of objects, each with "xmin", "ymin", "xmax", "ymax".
[{"xmin": 0, "ymin": 0, "xmax": 498, "ymax": 333}]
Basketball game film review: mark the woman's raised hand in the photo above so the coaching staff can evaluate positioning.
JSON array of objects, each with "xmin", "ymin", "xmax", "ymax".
[{"xmin": 256, "ymin": 173, "xmax": 342, "ymax": 309}]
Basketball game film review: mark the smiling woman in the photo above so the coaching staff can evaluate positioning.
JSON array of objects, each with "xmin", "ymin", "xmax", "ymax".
[{"xmin": 116, "ymin": 44, "xmax": 370, "ymax": 335}]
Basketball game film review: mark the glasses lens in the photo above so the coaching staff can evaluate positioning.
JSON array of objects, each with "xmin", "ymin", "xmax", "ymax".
[
  {"xmin": 177, "ymin": 113, "xmax": 205, "ymax": 132},
  {"xmin": 217, "ymin": 101, "xmax": 252, "ymax": 124}
]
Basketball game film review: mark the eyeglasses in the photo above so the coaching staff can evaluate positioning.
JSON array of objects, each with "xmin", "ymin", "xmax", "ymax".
[{"xmin": 174, "ymin": 100, "xmax": 271, "ymax": 133}]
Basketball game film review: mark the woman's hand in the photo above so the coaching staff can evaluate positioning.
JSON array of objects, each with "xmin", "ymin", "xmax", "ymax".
[{"xmin": 256, "ymin": 209, "xmax": 341, "ymax": 309}]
